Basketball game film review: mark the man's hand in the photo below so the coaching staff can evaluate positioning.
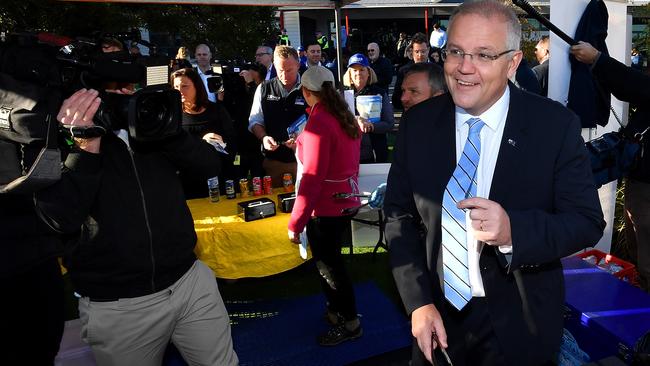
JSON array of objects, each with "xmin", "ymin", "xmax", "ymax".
[
  {"xmin": 458, "ymin": 197, "xmax": 512, "ymax": 246},
  {"xmin": 356, "ymin": 116, "xmax": 374, "ymax": 133},
  {"xmin": 570, "ymin": 41, "xmax": 600, "ymax": 65},
  {"xmin": 203, "ymin": 133, "xmax": 224, "ymax": 144},
  {"xmin": 240, "ymin": 70, "xmax": 254, "ymax": 84},
  {"xmin": 262, "ymin": 135, "xmax": 279, "ymax": 151},
  {"xmin": 57, "ymin": 88, "xmax": 102, "ymax": 153},
  {"xmin": 411, "ymin": 304, "xmax": 448, "ymax": 364}
]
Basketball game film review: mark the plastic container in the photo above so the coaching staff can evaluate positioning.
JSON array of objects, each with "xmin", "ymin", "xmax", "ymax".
[{"xmin": 575, "ymin": 249, "xmax": 635, "ymax": 281}]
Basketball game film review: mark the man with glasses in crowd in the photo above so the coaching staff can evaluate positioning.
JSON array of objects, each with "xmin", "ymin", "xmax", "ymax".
[
  {"xmin": 367, "ymin": 42, "xmax": 394, "ymax": 93},
  {"xmin": 392, "ymin": 32, "xmax": 430, "ymax": 110},
  {"xmin": 255, "ymin": 45, "xmax": 276, "ymax": 81},
  {"xmin": 384, "ymin": 1, "xmax": 604, "ymax": 365}
]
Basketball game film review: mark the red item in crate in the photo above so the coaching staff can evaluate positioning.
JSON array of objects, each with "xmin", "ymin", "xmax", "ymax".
[{"xmin": 575, "ymin": 249, "xmax": 635, "ymax": 281}]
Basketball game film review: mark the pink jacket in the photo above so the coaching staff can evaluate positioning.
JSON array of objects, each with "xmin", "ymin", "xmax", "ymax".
[{"xmin": 288, "ymin": 103, "xmax": 361, "ymax": 234}]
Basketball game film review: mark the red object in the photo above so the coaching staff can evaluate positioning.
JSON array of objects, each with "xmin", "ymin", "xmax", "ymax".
[
  {"xmin": 279, "ymin": 11, "xmax": 284, "ymax": 30},
  {"xmin": 287, "ymin": 103, "xmax": 361, "ymax": 234},
  {"xmin": 252, "ymin": 177, "xmax": 262, "ymax": 196},
  {"xmin": 38, "ymin": 32, "xmax": 72, "ymax": 47},
  {"xmin": 575, "ymin": 249, "xmax": 637, "ymax": 283},
  {"xmin": 345, "ymin": 13, "xmax": 349, "ymax": 36},
  {"xmin": 424, "ymin": 9, "xmax": 429, "ymax": 36},
  {"xmin": 263, "ymin": 176, "xmax": 273, "ymax": 195}
]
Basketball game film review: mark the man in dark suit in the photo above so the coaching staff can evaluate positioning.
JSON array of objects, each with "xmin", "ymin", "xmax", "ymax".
[
  {"xmin": 532, "ymin": 36, "xmax": 550, "ymax": 96},
  {"xmin": 384, "ymin": 2, "xmax": 605, "ymax": 366}
]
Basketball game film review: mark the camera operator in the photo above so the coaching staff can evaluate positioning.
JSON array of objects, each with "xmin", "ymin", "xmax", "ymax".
[
  {"xmin": 0, "ymin": 173, "xmax": 64, "ymax": 364},
  {"xmin": 35, "ymin": 89, "xmax": 238, "ymax": 365},
  {"xmin": 571, "ymin": 41, "xmax": 650, "ymax": 292}
]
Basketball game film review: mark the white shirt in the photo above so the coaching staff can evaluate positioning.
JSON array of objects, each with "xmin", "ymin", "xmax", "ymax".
[
  {"xmin": 196, "ymin": 66, "xmax": 217, "ymax": 103},
  {"xmin": 429, "ymin": 29, "xmax": 447, "ymax": 49},
  {"xmin": 453, "ymin": 86, "xmax": 511, "ymax": 297}
]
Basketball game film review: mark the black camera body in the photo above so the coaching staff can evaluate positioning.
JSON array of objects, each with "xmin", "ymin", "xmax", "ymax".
[
  {"xmin": 0, "ymin": 31, "xmax": 181, "ymax": 193},
  {"xmin": 0, "ymin": 32, "xmax": 181, "ymax": 142}
]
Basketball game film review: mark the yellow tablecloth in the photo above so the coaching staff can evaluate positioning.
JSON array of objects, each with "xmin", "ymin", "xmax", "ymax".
[{"xmin": 187, "ymin": 195, "xmax": 311, "ymax": 279}]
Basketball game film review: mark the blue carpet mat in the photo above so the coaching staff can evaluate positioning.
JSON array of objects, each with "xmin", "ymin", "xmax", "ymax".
[{"xmin": 227, "ymin": 281, "xmax": 411, "ymax": 366}]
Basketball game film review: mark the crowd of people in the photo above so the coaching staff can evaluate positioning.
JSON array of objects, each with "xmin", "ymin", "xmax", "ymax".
[{"xmin": 2, "ymin": 0, "xmax": 649, "ymax": 365}]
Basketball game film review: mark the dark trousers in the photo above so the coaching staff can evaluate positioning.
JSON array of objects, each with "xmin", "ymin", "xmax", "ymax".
[
  {"xmin": 0, "ymin": 258, "xmax": 65, "ymax": 366},
  {"xmin": 411, "ymin": 297, "xmax": 556, "ymax": 366},
  {"xmin": 307, "ymin": 215, "xmax": 357, "ymax": 321},
  {"xmin": 411, "ymin": 298, "xmax": 507, "ymax": 366}
]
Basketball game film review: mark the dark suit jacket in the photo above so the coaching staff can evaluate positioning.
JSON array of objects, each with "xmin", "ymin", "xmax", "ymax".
[
  {"xmin": 384, "ymin": 84, "xmax": 605, "ymax": 365},
  {"xmin": 532, "ymin": 59, "xmax": 549, "ymax": 97}
]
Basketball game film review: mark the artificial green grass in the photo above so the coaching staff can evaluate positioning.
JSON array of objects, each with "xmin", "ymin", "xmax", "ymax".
[
  {"xmin": 217, "ymin": 247, "xmax": 405, "ymax": 314},
  {"xmin": 64, "ymin": 247, "xmax": 406, "ymax": 321}
]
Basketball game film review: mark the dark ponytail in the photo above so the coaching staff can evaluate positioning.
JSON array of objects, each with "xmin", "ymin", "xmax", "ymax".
[{"xmin": 312, "ymin": 82, "xmax": 359, "ymax": 139}]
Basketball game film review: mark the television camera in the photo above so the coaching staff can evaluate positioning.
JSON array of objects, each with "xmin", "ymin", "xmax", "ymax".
[{"xmin": 0, "ymin": 31, "xmax": 181, "ymax": 194}]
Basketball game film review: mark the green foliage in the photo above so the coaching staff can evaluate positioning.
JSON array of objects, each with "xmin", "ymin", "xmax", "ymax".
[
  {"xmin": 0, "ymin": 1, "xmax": 277, "ymax": 60},
  {"xmin": 633, "ymin": 4, "xmax": 650, "ymax": 53}
]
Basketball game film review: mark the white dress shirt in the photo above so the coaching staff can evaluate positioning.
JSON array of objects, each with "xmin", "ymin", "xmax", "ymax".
[
  {"xmin": 196, "ymin": 66, "xmax": 217, "ymax": 103},
  {"xmin": 453, "ymin": 86, "xmax": 511, "ymax": 297}
]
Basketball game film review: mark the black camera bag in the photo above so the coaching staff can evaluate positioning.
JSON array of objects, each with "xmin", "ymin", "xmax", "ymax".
[{"xmin": 0, "ymin": 72, "xmax": 62, "ymax": 194}]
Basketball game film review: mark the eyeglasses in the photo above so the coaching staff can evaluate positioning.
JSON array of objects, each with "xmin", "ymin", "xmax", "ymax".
[
  {"xmin": 441, "ymin": 48, "xmax": 515, "ymax": 64},
  {"xmin": 367, "ymin": 49, "xmax": 376, "ymax": 53},
  {"xmin": 255, "ymin": 53, "xmax": 271, "ymax": 57}
]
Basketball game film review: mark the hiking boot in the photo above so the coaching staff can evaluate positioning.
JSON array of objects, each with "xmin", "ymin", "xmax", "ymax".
[{"xmin": 317, "ymin": 324, "xmax": 363, "ymax": 346}]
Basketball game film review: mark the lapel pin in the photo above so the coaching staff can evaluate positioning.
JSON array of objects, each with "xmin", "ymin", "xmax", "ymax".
[{"xmin": 508, "ymin": 138, "xmax": 516, "ymax": 147}]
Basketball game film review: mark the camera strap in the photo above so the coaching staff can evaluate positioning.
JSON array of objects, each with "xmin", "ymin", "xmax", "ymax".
[{"xmin": 0, "ymin": 113, "xmax": 61, "ymax": 194}]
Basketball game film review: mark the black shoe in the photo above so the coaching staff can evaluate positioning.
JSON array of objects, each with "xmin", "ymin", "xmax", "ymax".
[{"xmin": 317, "ymin": 324, "xmax": 363, "ymax": 346}]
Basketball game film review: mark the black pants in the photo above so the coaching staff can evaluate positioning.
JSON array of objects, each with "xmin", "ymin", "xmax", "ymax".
[
  {"xmin": 411, "ymin": 298, "xmax": 507, "ymax": 366},
  {"xmin": 307, "ymin": 215, "xmax": 357, "ymax": 321},
  {"xmin": 411, "ymin": 297, "xmax": 556, "ymax": 366},
  {"xmin": 0, "ymin": 257, "xmax": 65, "ymax": 366}
]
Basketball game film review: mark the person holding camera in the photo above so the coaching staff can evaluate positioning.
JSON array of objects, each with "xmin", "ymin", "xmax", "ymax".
[
  {"xmin": 171, "ymin": 67, "xmax": 237, "ymax": 199},
  {"xmin": 571, "ymin": 41, "xmax": 650, "ymax": 292},
  {"xmin": 35, "ymin": 88, "xmax": 238, "ymax": 366}
]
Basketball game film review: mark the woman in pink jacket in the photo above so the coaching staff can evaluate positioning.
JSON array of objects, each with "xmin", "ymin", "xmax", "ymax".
[{"xmin": 287, "ymin": 66, "xmax": 362, "ymax": 346}]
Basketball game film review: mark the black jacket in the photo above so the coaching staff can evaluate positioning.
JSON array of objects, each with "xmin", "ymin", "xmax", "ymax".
[
  {"xmin": 0, "ymin": 140, "xmax": 61, "ymax": 278},
  {"xmin": 0, "ymin": 193, "xmax": 61, "ymax": 278},
  {"xmin": 591, "ymin": 54, "xmax": 650, "ymax": 183},
  {"xmin": 567, "ymin": 0, "xmax": 611, "ymax": 128},
  {"xmin": 36, "ymin": 131, "xmax": 220, "ymax": 299}
]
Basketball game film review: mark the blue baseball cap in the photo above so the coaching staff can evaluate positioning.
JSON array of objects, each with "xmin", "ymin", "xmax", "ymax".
[
  {"xmin": 297, "ymin": 46, "xmax": 305, "ymax": 51},
  {"xmin": 347, "ymin": 53, "xmax": 369, "ymax": 68}
]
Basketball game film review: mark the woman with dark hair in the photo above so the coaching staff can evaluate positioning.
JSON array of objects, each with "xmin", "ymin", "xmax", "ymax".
[
  {"xmin": 287, "ymin": 66, "xmax": 363, "ymax": 346},
  {"xmin": 171, "ymin": 67, "xmax": 236, "ymax": 198}
]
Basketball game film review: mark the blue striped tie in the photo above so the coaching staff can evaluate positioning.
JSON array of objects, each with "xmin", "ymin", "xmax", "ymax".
[{"xmin": 441, "ymin": 118, "xmax": 485, "ymax": 310}]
